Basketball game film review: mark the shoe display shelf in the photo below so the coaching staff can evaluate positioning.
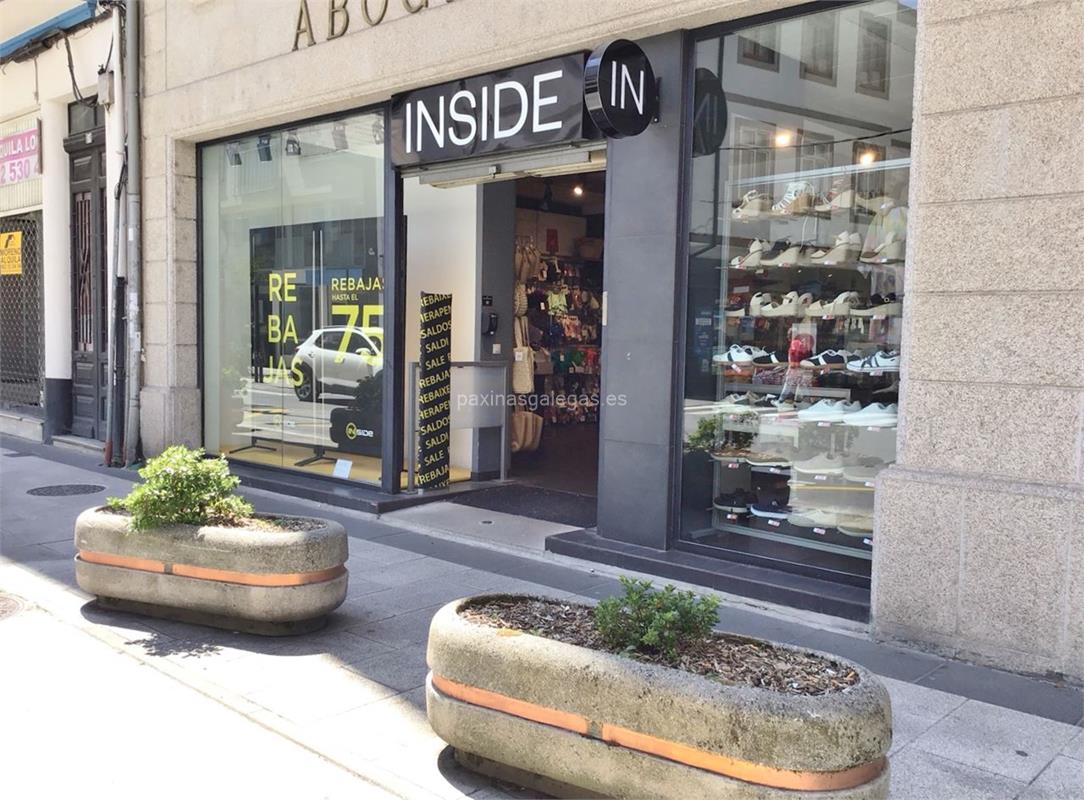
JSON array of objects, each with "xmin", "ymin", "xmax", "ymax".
[{"xmin": 699, "ymin": 159, "xmax": 906, "ymax": 567}]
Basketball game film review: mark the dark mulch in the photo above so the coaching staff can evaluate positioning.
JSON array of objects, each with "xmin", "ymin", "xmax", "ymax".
[
  {"xmin": 462, "ymin": 597, "xmax": 860, "ymax": 696},
  {"xmin": 99, "ymin": 507, "xmax": 321, "ymax": 532}
]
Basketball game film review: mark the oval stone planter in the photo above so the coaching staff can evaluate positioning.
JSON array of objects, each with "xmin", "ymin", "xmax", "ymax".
[
  {"xmin": 74, "ymin": 507, "xmax": 348, "ymax": 635},
  {"xmin": 427, "ymin": 595, "xmax": 891, "ymax": 799}
]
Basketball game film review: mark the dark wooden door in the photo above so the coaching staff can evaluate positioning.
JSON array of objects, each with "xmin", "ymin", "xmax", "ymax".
[{"xmin": 68, "ymin": 138, "xmax": 108, "ymax": 440}]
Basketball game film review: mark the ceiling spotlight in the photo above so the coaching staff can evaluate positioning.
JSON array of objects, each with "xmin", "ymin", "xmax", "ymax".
[
  {"xmin": 225, "ymin": 142, "xmax": 242, "ymax": 166},
  {"xmin": 858, "ymin": 150, "xmax": 877, "ymax": 166},
  {"xmin": 257, "ymin": 134, "xmax": 272, "ymax": 162},
  {"xmin": 285, "ymin": 131, "xmax": 301, "ymax": 156},
  {"xmin": 774, "ymin": 131, "xmax": 792, "ymax": 148},
  {"xmin": 572, "ymin": 184, "xmax": 584, "ymax": 197},
  {"xmin": 332, "ymin": 121, "xmax": 348, "ymax": 151}
]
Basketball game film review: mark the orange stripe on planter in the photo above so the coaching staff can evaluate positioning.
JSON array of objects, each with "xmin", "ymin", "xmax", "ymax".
[
  {"xmin": 431, "ymin": 674, "xmax": 589, "ymax": 735},
  {"xmin": 77, "ymin": 550, "xmax": 345, "ymax": 587},
  {"xmin": 431, "ymin": 673, "xmax": 885, "ymax": 792}
]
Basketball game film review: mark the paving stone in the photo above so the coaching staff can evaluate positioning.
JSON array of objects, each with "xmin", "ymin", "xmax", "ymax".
[
  {"xmin": 1063, "ymin": 729, "xmax": 1084, "ymax": 760},
  {"xmin": 339, "ymin": 578, "xmax": 477, "ymax": 624},
  {"xmin": 1018, "ymin": 756, "xmax": 1084, "ymax": 800},
  {"xmin": 880, "ymin": 676, "xmax": 969, "ymax": 754},
  {"xmin": 346, "ymin": 604, "xmax": 444, "ymax": 650},
  {"xmin": 912, "ymin": 699, "xmax": 1081, "ymax": 782},
  {"xmin": 917, "ymin": 662, "xmax": 1084, "ymax": 724},
  {"xmin": 365, "ymin": 555, "xmax": 477, "ymax": 588},
  {"xmin": 348, "ymin": 645, "xmax": 431, "ymax": 693},
  {"xmin": 244, "ymin": 663, "xmax": 400, "ymax": 724},
  {"xmin": 887, "ymin": 748, "xmax": 1027, "ymax": 800}
]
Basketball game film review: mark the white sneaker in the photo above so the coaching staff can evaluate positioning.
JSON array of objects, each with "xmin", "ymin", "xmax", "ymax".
[
  {"xmin": 788, "ymin": 508, "xmax": 840, "ymax": 528},
  {"xmin": 842, "ymin": 403, "xmax": 898, "ymax": 427},
  {"xmin": 837, "ymin": 514, "xmax": 874, "ymax": 536},
  {"xmin": 797, "ymin": 399, "xmax": 862, "ymax": 422},
  {"xmin": 792, "ymin": 452, "xmax": 845, "ymax": 476},
  {"xmin": 846, "ymin": 351, "xmax": 900, "ymax": 373}
]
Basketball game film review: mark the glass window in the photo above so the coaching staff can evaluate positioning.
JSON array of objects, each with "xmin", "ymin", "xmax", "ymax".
[
  {"xmin": 200, "ymin": 110, "xmax": 386, "ymax": 485},
  {"xmin": 681, "ymin": 1, "xmax": 914, "ymax": 582}
]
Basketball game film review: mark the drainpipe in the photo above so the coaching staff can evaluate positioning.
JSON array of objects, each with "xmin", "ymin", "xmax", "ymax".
[
  {"xmin": 123, "ymin": 0, "xmax": 142, "ymax": 465},
  {"xmin": 105, "ymin": 1, "xmax": 127, "ymax": 467}
]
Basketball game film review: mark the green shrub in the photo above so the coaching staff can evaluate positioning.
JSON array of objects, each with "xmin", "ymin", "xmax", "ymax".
[
  {"xmin": 594, "ymin": 577, "xmax": 719, "ymax": 661},
  {"xmin": 108, "ymin": 445, "xmax": 252, "ymax": 531}
]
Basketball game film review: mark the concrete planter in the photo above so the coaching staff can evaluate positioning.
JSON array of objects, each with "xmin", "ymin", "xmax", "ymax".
[
  {"xmin": 74, "ymin": 507, "xmax": 348, "ymax": 635},
  {"xmin": 427, "ymin": 596, "xmax": 891, "ymax": 799}
]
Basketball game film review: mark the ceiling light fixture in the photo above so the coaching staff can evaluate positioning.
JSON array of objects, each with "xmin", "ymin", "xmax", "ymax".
[
  {"xmin": 858, "ymin": 150, "xmax": 877, "ymax": 166},
  {"xmin": 257, "ymin": 134, "xmax": 272, "ymax": 162},
  {"xmin": 541, "ymin": 179, "xmax": 553, "ymax": 211},
  {"xmin": 225, "ymin": 142, "xmax": 242, "ymax": 166},
  {"xmin": 285, "ymin": 131, "xmax": 301, "ymax": 156},
  {"xmin": 774, "ymin": 131, "xmax": 793, "ymax": 148},
  {"xmin": 572, "ymin": 184, "xmax": 584, "ymax": 197}
]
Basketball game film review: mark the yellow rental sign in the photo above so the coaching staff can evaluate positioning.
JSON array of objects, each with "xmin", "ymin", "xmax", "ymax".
[{"xmin": 0, "ymin": 231, "xmax": 22, "ymax": 276}]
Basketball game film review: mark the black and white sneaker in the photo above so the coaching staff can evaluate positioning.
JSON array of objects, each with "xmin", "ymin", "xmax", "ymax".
[
  {"xmin": 713, "ymin": 489, "xmax": 755, "ymax": 513},
  {"xmin": 851, "ymin": 293, "xmax": 901, "ymax": 317},
  {"xmin": 846, "ymin": 350, "xmax": 900, "ymax": 373},
  {"xmin": 752, "ymin": 350, "xmax": 788, "ymax": 366},
  {"xmin": 799, "ymin": 349, "xmax": 852, "ymax": 368},
  {"xmin": 749, "ymin": 499, "xmax": 793, "ymax": 520}
]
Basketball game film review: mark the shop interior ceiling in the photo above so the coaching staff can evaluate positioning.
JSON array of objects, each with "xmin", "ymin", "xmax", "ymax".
[{"xmin": 516, "ymin": 173, "xmax": 605, "ymax": 216}]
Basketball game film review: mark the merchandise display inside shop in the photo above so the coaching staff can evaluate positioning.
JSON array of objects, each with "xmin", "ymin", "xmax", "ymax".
[
  {"xmin": 681, "ymin": 0, "xmax": 915, "ymax": 582},
  {"xmin": 509, "ymin": 173, "xmax": 605, "ymax": 495},
  {"xmin": 200, "ymin": 111, "xmax": 393, "ymax": 486}
]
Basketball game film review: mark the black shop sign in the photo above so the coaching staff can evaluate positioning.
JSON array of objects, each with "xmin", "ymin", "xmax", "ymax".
[{"xmin": 390, "ymin": 42, "xmax": 657, "ymax": 166}]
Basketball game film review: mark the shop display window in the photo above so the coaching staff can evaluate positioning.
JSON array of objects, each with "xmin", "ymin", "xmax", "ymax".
[
  {"xmin": 681, "ymin": 1, "xmax": 915, "ymax": 581},
  {"xmin": 200, "ymin": 111, "xmax": 386, "ymax": 484}
]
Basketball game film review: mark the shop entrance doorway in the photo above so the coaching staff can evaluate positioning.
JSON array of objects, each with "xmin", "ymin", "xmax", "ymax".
[
  {"xmin": 507, "ymin": 172, "xmax": 605, "ymax": 498},
  {"xmin": 401, "ymin": 159, "xmax": 605, "ymax": 528}
]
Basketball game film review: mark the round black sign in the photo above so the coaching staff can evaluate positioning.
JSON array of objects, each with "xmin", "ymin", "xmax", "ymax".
[
  {"xmin": 584, "ymin": 39, "xmax": 657, "ymax": 138},
  {"xmin": 692, "ymin": 67, "xmax": 728, "ymax": 157}
]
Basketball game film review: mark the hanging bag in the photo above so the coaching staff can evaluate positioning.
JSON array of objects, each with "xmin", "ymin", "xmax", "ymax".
[
  {"xmin": 510, "ymin": 409, "xmax": 529, "ymax": 452},
  {"xmin": 513, "ymin": 281, "xmax": 528, "ymax": 317},
  {"xmin": 526, "ymin": 410, "xmax": 543, "ymax": 451},
  {"xmin": 512, "ymin": 315, "xmax": 535, "ymax": 395}
]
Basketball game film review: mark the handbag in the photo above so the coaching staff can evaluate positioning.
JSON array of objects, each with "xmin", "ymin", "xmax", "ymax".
[
  {"xmin": 533, "ymin": 347, "xmax": 553, "ymax": 375},
  {"xmin": 510, "ymin": 409, "xmax": 529, "ymax": 452},
  {"xmin": 512, "ymin": 315, "xmax": 535, "ymax": 395}
]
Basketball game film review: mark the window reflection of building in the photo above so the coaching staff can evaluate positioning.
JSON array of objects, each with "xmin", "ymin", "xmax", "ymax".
[
  {"xmin": 737, "ymin": 25, "xmax": 779, "ymax": 71},
  {"xmin": 733, "ymin": 118, "xmax": 776, "ymax": 198},
  {"xmin": 856, "ymin": 11, "xmax": 892, "ymax": 98},
  {"xmin": 800, "ymin": 12, "xmax": 837, "ymax": 85}
]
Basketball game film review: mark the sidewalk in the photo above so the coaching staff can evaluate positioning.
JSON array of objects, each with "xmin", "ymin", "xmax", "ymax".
[{"xmin": 1, "ymin": 436, "xmax": 1082, "ymax": 799}]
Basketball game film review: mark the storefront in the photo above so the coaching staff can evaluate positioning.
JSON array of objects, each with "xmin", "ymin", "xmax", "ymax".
[{"xmin": 153, "ymin": 0, "xmax": 1083, "ymax": 681}]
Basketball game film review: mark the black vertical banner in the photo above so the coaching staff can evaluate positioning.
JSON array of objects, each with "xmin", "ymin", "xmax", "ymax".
[{"xmin": 417, "ymin": 293, "xmax": 452, "ymax": 489}]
